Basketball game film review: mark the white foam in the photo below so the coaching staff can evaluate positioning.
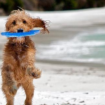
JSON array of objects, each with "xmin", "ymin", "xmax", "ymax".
[
  {"xmin": 37, "ymin": 39, "xmax": 105, "ymax": 56},
  {"xmin": 27, "ymin": 7, "xmax": 105, "ymax": 29},
  {"xmin": 36, "ymin": 29, "xmax": 105, "ymax": 63}
]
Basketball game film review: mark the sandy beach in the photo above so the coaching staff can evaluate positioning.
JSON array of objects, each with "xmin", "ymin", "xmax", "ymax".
[
  {"xmin": 0, "ymin": 8, "xmax": 105, "ymax": 105},
  {"xmin": 34, "ymin": 62, "xmax": 105, "ymax": 105},
  {"xmin": 0, "ymin": 62, "xmax": 105, "ymax": 105}
]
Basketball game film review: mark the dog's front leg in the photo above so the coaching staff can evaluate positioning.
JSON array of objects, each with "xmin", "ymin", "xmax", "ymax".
[
  {"xmin": 26, "ymin": 50, "xmax": 42, "ymax": 79},
  {"xmin": 2, "ymin": 65, "xmax": 18, "ymax": 95}
]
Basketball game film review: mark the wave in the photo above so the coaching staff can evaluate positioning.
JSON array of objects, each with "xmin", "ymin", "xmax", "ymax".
[
  {"xmin": 37, "ymin": 40, "xmax": 105, "ymax": 56},
  {"xmin": 36, "ymin": 31, "xmax": 105, "ymax": 64}
]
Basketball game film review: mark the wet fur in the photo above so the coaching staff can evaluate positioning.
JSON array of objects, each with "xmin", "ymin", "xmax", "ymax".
[{"xmin": 2, "ymin": 10, "xmax": 49, "ymax": 105}]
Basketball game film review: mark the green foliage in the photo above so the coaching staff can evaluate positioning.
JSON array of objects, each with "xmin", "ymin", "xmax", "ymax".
[
  {"xmin": 55, "ymin": 0, "xmax": 105, "ymax": 10},
  {"xmin": 0, "ymin": 0, "xmax": 23, "ymax": 14},
  {"xmin": 63, "ymin": 0, "xmax": 78, "ymax": 10},
  {"xmin": 55, "ymin": 0, "xmax": 78, "ymax": 10},
  {"xmin": 0, "ymin": 0, "xmax": 105, "ymax": 13}
]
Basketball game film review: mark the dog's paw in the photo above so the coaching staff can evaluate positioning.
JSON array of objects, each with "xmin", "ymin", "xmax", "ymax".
[
  {"xmin": 31, "ymin": 68, "xmax": 42, "ymax": 79},
  {"xmin": 9, "ymin": 84, "xmax": 17, "ymax": 95},
  {"xmin": 26, "ymin": 66, "xmax": 42, "ymax": 79}
]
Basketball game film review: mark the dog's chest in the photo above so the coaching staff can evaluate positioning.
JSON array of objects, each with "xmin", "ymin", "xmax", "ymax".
[
  {"xmin": 12, "ymin": 43, "xmax": 28, "ymax": 52},
  {"xmin": 11, "ymin": 43, "xmax": 28, "ymax": 65}
]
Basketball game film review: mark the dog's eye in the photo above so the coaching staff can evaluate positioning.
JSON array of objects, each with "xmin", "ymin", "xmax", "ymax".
[
  {"xmin": 23, "ymin": 20, "xmax": 27, "ymax": 24},
  {"xmin": 12, "ymin": 21, "xmax": 16, "ymax": 25}
]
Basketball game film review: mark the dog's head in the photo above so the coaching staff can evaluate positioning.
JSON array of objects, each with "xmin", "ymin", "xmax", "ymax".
[{"xmin": 6, "ymin": 9, "xmax": 49, "ymax": 43}]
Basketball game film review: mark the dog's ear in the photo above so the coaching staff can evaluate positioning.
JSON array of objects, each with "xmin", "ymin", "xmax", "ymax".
[
  {"xmin": 6, "ymin": 20, "xmax": 9, "ymax": 31},
  {"xmin": 32, "ymin": 18, "xmax": 49, "ymax": 33}
]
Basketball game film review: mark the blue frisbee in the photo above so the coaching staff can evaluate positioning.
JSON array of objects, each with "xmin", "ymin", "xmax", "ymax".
[{"xmin": 1, "ymin": 30, "xmax": 40, "ymax": 37}]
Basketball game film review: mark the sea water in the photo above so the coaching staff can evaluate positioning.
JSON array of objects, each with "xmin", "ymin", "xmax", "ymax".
[{"xmin": 36, "ymin": 30, "xmax": 105, "ymax": 64}]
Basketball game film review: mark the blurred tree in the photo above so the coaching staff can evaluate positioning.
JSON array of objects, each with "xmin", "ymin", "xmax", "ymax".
[
  {"xmin": 37, "ymin": 0, "xmax": 55, "ymax": 11},
  {"xmin": 86, "ymin": 0, "xmax": 105, "ymax": 8},
  {"xmin": 22, "ymin": 0, "xmax": 38, "ymax": 10},
  {"xmin": 97, "ymin": 0, "xmax": 105, "ymax": 7},
  {"xmin": 0, "ymin": 0, "xmax": 23, "ymax": 14},
  {"xmin": 55, "ymin": 0, "xmax": 78, "ymax": 10},
  {"xmin": 63, "ymin": 0, "xmax": 78, "ymax": 10},
  {"xmin": 77, "ymin": 0, "xmax": 87, "ymax": 9},
  {"xmin": 0, "ymin": 0, "xmax": 105, "ymax": 14}
]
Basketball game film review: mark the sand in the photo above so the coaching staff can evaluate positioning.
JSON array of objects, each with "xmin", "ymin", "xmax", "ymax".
[{"xmin": 0, "ymin": 62, "xmax": 105, "ymax": 105}]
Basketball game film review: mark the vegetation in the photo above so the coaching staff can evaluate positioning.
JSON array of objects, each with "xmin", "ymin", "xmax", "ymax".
[
  {"xmin": 37, "ymin": 0, "xmax": 105, "ymax": 11},
  {"xmin": 0, "ymin": 0, "xmax": 105, "ymax": 15},
  {"xmin": 0, "ymin": 0, "xmax": 23, "ymax": 14},
  {"xmin": 55, "ymin": 0, "xmax": 78, "ymax": 10}
]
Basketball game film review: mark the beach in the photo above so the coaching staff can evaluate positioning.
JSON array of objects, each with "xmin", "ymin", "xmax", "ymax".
[
  {"xmin": 34, "ymin": 63, "xmax": 105, "ymax": 105},
  {"xmin": 0, "ymin": 63, "xmax": 105, "ymax": 105},
  {"xmin": 0, "ymin": 8, "xmax": 105, "ymax": 105},
  {"xmin": 0, "ymin": 62, "xmax": 105, "ymax": 105}
]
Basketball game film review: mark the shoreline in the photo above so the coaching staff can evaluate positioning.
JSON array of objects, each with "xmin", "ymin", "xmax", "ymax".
[
  {"xmin": 34, "ymin": 26, "xmax": 105, "ymax": 68},
  {"xmin": 36, "ymin": 59, "xmax": 105, "ymax": 68}
]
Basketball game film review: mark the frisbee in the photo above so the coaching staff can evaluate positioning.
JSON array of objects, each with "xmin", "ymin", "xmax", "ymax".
[{"xmin": 1, "ymin": 30, "xmax": 40, "ymax": 37}]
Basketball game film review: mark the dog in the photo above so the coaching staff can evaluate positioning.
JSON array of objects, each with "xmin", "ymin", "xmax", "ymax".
[{"xmin": 1, "ymin": 9, "xmax": 49, "ymax": 105}]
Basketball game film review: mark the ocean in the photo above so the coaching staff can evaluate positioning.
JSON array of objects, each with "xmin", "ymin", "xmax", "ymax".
[{"xmin": 36, "ymin": 29, "xmax": 105, "ymax": 65}]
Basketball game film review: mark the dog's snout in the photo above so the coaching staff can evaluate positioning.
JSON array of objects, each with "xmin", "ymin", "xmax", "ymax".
[{"xmin": 17, "ymin": 28, "xmax": 23, "ymax": 33}]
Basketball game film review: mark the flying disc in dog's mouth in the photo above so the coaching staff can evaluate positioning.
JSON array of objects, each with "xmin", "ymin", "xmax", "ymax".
[{"xmin": 1, "ymin": 30, "xmax": 40, "ymax": 37}]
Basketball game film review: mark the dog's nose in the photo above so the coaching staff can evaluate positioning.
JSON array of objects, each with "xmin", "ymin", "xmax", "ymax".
[{"xmin": 17, "ymin": 28, "xmax": 23, "ymax": 33}]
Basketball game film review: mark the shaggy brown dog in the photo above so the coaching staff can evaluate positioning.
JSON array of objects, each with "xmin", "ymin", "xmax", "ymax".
[{"xmin": 2, "ymin": 10, "xmax": 49, "ymax": 105}]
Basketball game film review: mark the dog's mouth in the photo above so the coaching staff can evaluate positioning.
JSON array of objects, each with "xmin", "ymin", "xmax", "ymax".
[
  {"xmin": 17, "ymin": 28, "xmax": 24, "ymax": 33},
  {"xmin": 11, "ymin": 28, "xmax": 26, "ymax": 43}
]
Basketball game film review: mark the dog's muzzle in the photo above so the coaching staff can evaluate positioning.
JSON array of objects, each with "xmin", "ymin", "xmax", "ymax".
[{"xmin": 17, "ymin": 28, "xmax": 23, "ymax": 32}]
